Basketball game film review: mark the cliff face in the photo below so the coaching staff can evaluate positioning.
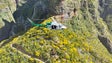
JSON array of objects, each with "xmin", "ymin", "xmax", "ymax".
[
  {"xmin": 99, "ymin": 0, "xmax": 112, "ymax": 19},
  {"xmin": 0, "ymin": 0, "xmax": 16, "ymax": 41},
  {"xmin": 0, "ymin": 0, "xmax": 112, "ymax": 63},
  {"xmin": 99, "ymin": 0, "xmax": 112, "ymax": 32}
]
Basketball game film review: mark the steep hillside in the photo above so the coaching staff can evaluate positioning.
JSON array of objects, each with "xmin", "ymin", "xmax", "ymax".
[
  {"xmin": 0, "ymin": 27, "xmax": 112, "ymax": 63},
  {"xmin": 0, "ymin": 0, "xmax": 112, "ymax": 63}
]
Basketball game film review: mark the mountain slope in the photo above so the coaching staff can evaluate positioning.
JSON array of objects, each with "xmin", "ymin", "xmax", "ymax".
[
  {"xmin": 0, "ymin": 0, "xmax": 112, "ymax": 63},
  {"xmin": 0, "ymin": 26, "xmax": 112, "ymax": 63}
]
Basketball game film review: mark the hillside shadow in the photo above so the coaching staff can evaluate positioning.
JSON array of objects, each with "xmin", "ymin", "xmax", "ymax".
[
  {"xmin": 13, "ymin": 0, "xmax": 61, "ymax": 22},
  {"xmin": 98, "ymin": 35, "xmax": 112, "ymax": 54},
  {"xmin": 0, "ymin": 19, "xmax": 14, "ymax": 42}
]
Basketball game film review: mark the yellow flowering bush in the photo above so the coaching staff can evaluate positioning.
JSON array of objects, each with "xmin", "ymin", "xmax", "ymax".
[
  {"xmin": 29, "ymin": 58, "xmax": 34, "ymax": 61},
  {"xmin": 0, "ymin": 49, "xmax": 5, "ymax": 54},
  {"xmin": 1, "ymin": 26, "xmax": 112, "ymax": 63},
  {"xmin": 35, "ymin": 51, "xmax": 40, "ymax": 57},
  {"xmin": 70, "ymin": 47, "xmax": 77, "ymax": 53}
]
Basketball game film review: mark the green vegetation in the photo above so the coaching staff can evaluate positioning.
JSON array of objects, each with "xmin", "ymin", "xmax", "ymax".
[
  {"xmin": 0, "ymin": 0, "xmax": 112, "ymax": 63},
  {"xmin": 0, "ymin": 25, "xmax": 112, "ymax": 63}
]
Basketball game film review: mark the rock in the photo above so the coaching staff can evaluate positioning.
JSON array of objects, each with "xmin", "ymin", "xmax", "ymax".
[
  {"xmin": 99, "ymin": 0, "xmax": 112, "ymax": 19},
  {"xmin": 99, "ymin": 0, "xmax": 112, "ymax": 32},
  {"xmin": 98, "ymin": 35, "xmax": 112, "ymax": 53},
  {"xmin": 0, "ymin": 0, "xmax": 16, "ymax": 41}
]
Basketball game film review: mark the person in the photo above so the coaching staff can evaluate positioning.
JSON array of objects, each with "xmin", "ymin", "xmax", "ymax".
[{"xmin": 70, "ymin": 8, "xmax": 77, "ymax": 18}]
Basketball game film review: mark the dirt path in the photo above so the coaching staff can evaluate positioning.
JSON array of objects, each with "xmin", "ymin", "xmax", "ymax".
[
  {"xmin": 0, "ymin": 37, "xmax": 14, "ymax": 48},
  {"xmin": 11, "ymin": 43, "xmax": 45, "ymax": 63}
]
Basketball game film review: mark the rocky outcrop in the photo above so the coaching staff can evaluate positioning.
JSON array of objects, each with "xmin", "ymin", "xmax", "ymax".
[
  {"xmin": 99, "ymin": 0, "xmax": 112, "ymax": 19},
  {"xmin": 0, "ymin": 0, "xmax": 16, "ymax": 23},
  {"xmin": 98, "ymin": 35, "xmax": 112, "ymax": 53},
  {"xmin": 0, "ymin": 0, "xmax": 16, "ymax": 41},
  {"xmin": 99, "ymin": 0, "xmax": 112, "ymax": 32}
]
